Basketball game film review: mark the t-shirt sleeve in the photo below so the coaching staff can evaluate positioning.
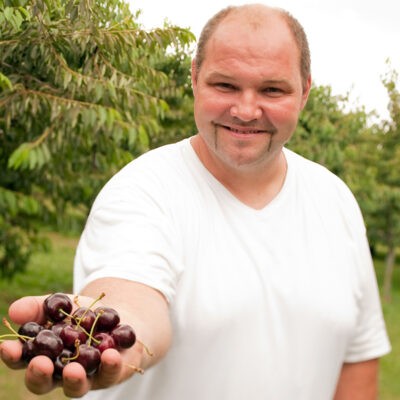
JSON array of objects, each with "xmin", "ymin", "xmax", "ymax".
[
  {"xmin": 340, "ymin": 188, "xmax": 391, "ymax": 362},
  {"xmin": 73, "ymin": 163, "xmax": 184, "ymax": 304}
]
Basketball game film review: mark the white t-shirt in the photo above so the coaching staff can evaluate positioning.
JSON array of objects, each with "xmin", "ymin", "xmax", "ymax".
[{"xmin": 74, "ymin": 138, "xmax": 391, "ymax": 400}]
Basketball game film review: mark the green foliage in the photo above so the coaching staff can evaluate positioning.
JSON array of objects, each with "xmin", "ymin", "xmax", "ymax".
[
  {"xmin": 374, "ymin": 65, "xmax": 400, "ymax": 248},
  {"xmin": 0, "ymin": 0, "xmax": 195, "ymax": 278},
  {"xmin": 150, "ymin": 32, "xmax": 196, "ymax": 148},
  {"xmin": 290, "ymin": 84, "xmax": 368, "ymax": 178},
  {"xmin": 355, "ymin": 65, "xmax": 400, "ymax": 301}
]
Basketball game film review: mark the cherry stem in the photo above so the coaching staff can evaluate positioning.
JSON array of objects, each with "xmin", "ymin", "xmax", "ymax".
[
  {"xmin": 125, "ymin": 363, "xmax": 144, "ymax": 375},
  {"xmin": 0, "ymin": 333, "xmax": 33, "ymax": 342},
  {"xmin": 87, "ymin": 292, "xmax": 105, "ymax": 311},
  {"xmin": 137, "ymin": 340, "xmax": 153, "ymax": 357},
  {"xmin": 58, "ymin": 308, "xmax": 73, "ymax": 321},
  {"xmin": 62, "ymin": 339, "xmax": 80, "ymax": 363},
  {"xmin": 87, "ymin": 310, "xmax": 103, "ymax": 347},
  {"xmin": 2, "ymin": 318, "xmax": 28, "ymax": 342},
  {"xmin": 73, "ymin": 295, "xmax": 80, "ymax": 307},
  {"xmin": 75, "ymin": 292, "xmax": 105, "ymax": 331},
  {"xmin": 81, "ymin": 325, "xmax": 100, "ymax": 344},
  {"xmin": 81, "ymin": 326, "xmax": 100, "ymax": 344},
  {"xmin": 56, "ymin": 309, "xmax": 100, "ymax": 344}
]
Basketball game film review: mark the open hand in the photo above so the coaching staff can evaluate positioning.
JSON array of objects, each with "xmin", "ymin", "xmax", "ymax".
[{"xmin": 0, "ymin": 295, "xmax": 144, "ymax": 398}]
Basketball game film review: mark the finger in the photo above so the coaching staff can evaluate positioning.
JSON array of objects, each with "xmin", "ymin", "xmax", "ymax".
[
  {"xmin": 62, "ymin": 361, "xmax": 91, "ymax": 398},
  {"xmin": 0, "ymin": 340, "xmax": 25, "ymax": 369},
  {"xmin": 91, "ymin": 348, "xmax": 123, "ymax": 389},
  {"xmin": 8, "ymin": 296, "xmax": 48, "ymax": 325},
  {"xmin": 25, "ymin": 355, "xmax": 56, "ymax": 395},
  {"xmin": 8, "ymin": 294, "xmax": 101, "ymax": 326}
]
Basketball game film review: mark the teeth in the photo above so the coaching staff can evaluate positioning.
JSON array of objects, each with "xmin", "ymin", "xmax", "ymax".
[
  {"xmin": 228, "ymin": 127, "xmax": 260, "ymax": 134},
  {"xmin": 230, "ymin": 128, "xmax": 260, "ymax": 133}
]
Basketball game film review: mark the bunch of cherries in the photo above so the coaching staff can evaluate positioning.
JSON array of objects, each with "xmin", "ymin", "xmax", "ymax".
[{"xmin": 1, "ymin": 292, "xmax": 150, "ymax": 379}]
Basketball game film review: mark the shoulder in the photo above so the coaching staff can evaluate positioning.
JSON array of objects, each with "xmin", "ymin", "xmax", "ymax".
[
  {"xmin": 92, "ymin": 139, "xmax": 191, "ymax": 211},
  {"xmin": 120, "ymin": 139, "xmax": 189, "ymax": 178},
  {"xmin": 284, "ymin": 147, "xmax": 354, "ymax": 196},
  {"xmin": 284, "ymin": 147, "xmax": 365, "ymax": 232}
]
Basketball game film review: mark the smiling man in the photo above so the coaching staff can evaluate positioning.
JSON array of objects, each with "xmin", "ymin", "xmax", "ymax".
[
  {"xmin": 191, "ymin": 5, "xmax": 311, "ymax": 209},
  {"xmin": 0, "ymin": 4, "xmax": 391, "ymax": 400}
]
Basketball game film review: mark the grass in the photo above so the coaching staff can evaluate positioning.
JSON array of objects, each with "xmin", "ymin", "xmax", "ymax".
[
  {"xmin": 0, "ymin": 234, "xmax": 399, "ymax": 399},
  {"xmin": 0, "ymin": 233, "xmax": 76, "ymax": 320},
  {"xmin": 375, "ymin": 256, "xmax": 400, "ymax": 399},
  {"xmin": 0, "ymin": 232, "xmax": 77, "ymax": 400}
]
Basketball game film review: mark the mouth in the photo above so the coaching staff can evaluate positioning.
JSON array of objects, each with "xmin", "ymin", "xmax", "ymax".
[
  {"xmin": 221, "ymin": 125, "xmax": 265, "ymax": 134},
  {"xmin": 214, "ymin": 122, "xmax": 268, "ymax": 135}
]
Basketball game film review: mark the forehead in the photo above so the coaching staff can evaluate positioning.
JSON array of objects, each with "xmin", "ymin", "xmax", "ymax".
[{"xmin": 204, "ymin": 11, "xmax": 299, "ymax": 70}]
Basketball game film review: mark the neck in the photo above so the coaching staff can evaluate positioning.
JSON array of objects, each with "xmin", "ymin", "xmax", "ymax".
[{"xmin": 191, "ymin": 135, "xmax": 288, "ymax": 210}]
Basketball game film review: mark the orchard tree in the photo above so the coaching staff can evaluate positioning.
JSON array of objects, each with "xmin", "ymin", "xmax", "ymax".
[
  {"xmin": 150, "ymin": 30, "xmax": 196, "ymax": 149},
  {"xmin": 343, "ymin": 65, "xmax": 400, "ymax": 302},
  {"xmin": 0, "ymin": 0, "xmax": 195, "ymax": 278},
  {"xmin": 290, "ymin": 84, "xmax": 369, "ymax": 180},
  {"xmin": 365, "ymin": 66, "xmax": 400, "ymax": 302}
]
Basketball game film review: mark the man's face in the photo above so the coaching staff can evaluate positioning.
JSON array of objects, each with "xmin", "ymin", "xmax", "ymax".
[{"xmin": 192, "ymin": 12, "xmax": 311, "ymax": 173}]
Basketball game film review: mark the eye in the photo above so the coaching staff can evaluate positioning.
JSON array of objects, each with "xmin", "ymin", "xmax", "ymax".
[
  {"xmin": 264, "ymin": 87, "xmax": 283, "ymax": 96},
  {"xmin": 214, "ymin": 82, "xmax": 237, "ymax": 91},
  {"xmin": 263, "ymin": 87, "xmax": 284, "ymax": 97}
]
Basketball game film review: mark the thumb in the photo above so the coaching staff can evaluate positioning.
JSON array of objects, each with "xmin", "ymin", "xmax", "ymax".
[{"xmin": 8, "ymin": 296, "xmax": 48, "ymax": 325}]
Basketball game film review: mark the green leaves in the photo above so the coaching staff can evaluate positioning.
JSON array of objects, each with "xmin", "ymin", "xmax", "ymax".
[
  {"xmin": 0, "ymin": 188, "xmax": 40, "ymax": 217},
  {"xmin": 7, "ymin": 143, "xmax": 31, "ymax": 169},
  {"xmin": 0, "ymin": 0, "xmax": 195, "ymax": 279},
  {"xmin": 0, "ymin": 72, "xmax": 12, "ymax": 90},
  {"xmin": 7, "ymin": 142, "xmax": 52, "ymax": 170},
  {"xmin": 0, "ymin": 5, "xmax": 30, "ymax": 31}
]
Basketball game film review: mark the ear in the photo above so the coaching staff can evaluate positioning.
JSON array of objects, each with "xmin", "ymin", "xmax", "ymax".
[
  {"xmin": 300, "ymin": 74, "xmax": 312, "ymax": 110},
  {"xmin": 191, "ymin": 58, "xmax": 197, "ymax": 97}
]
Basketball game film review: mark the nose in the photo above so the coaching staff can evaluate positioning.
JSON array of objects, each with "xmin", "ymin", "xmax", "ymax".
[{"xmin": 230, "ymin": 91, "xmax": 262, "ymax": 121}]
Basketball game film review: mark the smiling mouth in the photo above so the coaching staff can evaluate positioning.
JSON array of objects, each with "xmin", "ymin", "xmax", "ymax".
[{"xmin": 219, "ymin": 124, "xmax": 266, "ymax": 134}]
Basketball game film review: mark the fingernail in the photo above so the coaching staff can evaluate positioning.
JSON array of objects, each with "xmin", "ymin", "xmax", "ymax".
[
  {"xmin": 66, "ymin": 377, "xmax": 80, "ymax": 384},
  {"xmin": 105, "ymin": 361, "xmax": 118, "ymax": 369},
  {"xmin": 32, "ymin": 366, "xmax": 46, "ymax": 377}
]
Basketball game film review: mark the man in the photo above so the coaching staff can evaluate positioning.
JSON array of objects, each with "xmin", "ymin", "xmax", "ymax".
[{"xmin": 0, "ymin": 4, "xmax": 391, "ymax": 399}]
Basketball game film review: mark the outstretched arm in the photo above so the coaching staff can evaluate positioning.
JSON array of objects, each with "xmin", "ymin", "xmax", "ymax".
[{"xmin": 0, "ymin": 277, "xmax": 172, "ymax": 398}]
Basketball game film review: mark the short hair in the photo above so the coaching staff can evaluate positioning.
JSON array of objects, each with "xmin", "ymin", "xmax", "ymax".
[{"xmin": 194, "ymin": 5, "xmax": 311, "ymax": 90}]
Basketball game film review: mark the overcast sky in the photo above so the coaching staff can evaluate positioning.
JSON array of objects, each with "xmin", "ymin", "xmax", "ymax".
[{"xmin": 127, "ymin": 0, "xmax": 400, "ymax": 122}]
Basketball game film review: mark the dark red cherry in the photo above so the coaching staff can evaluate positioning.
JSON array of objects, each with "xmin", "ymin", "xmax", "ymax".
[
  {"xmin": 50, "ymin": 322, "xmax": 69, "ymax": 337},
  {"xmin": 93, "ymin": 332, "xmax": 116, "ymax": 353},
  {"xmin": 21, "ymin": 339, "xmax": 36, "ymax": 364},
  {"xmin": 111, "ymin": 324, "xmax": 136, "ymax": 349},
  {"xmin": 75, "ymin": 344, "xmax": 101, "ymax": 376},
  {"xmin": 43, "ymin": 293, "xmax": 73, "ymax": 322},
  {"xmin": 72, "ymin": 308, "xmax": 96, "ymax": 332},
  {"xmin": 53, "ymin": 348, "xmax": 73, "ymax": 380},
  {"xmin": 18, "ymin": 322, "xmax": 43, "ymax": 342},
  {"xmin": 33, "ymin": 329, "xmax": 63, "ymax": 360},
  {"xmin": 60, "ymin": 325, "xmax": 87, "ymax": 349},
  {"xmin": 94, "ymin": 307, "xmax": 120, "ymax": 332}
]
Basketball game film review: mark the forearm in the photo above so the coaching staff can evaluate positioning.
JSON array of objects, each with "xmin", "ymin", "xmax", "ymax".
[{"xmin": 80, "ymin": 277, "xmax": 172, "ymax": 370}]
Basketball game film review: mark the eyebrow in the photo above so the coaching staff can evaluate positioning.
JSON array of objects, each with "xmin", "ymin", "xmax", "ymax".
[
  {"xmin": 206, "ymin": 72, "xmax": 290, "ymax": 85},
  {"xmin": 206, "ymin": 71, "xmax": 234, "ymax": 80}
]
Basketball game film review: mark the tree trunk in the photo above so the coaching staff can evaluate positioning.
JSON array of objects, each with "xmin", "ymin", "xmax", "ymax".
[{"xmin": 383, "ymin": 244, "xmax": 396, "ymax": 303}]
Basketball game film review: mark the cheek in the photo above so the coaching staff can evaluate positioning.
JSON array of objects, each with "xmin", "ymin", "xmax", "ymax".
[
  {"xmin": 265, "ymin": 101, "xmax": 300, "ymax": 129},
  {"xmin": 196, "ymin": 90, "xmax": 230, "ymax": 119}
]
